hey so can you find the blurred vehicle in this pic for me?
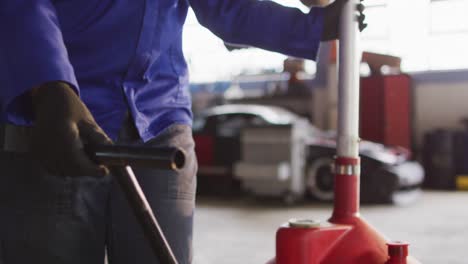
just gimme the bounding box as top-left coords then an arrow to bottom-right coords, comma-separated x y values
193,104 -> 424,203
193,104 -> 290,195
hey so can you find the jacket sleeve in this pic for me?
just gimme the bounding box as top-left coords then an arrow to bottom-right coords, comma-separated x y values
189,0 -> 324,61
0,0 -> 79,124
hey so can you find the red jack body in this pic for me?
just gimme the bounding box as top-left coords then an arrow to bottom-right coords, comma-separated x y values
273,158 -> 388,264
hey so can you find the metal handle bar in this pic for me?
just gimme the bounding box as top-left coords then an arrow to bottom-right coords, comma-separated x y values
85,144 -> 186,170
86,144 -> 182,264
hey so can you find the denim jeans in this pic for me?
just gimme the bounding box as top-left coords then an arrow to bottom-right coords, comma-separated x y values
0,122 -> 197,264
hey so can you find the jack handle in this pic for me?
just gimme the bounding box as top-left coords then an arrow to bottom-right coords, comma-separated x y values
85,144 -> 184,264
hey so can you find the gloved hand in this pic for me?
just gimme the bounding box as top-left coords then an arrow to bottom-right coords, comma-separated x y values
321,0 -> 367,41
31,82 -> 113,177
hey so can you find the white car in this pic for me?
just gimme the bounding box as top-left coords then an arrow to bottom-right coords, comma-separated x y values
194,104 -> 424,204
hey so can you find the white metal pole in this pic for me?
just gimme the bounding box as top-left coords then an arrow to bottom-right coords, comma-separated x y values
336,0 -> 361,158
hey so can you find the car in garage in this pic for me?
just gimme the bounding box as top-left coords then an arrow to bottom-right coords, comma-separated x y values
193,104 -> 291,194
193,104 -> 424,203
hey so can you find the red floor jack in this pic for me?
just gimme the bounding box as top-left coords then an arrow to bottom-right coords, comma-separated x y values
88,135 -> 416,264
266,1 -> 420,263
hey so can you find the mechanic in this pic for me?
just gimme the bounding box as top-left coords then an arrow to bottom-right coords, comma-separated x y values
0,0 -> 365,263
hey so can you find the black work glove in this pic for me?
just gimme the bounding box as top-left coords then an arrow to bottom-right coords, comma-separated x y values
321,0 -> 367,41
31,82 -> 113,177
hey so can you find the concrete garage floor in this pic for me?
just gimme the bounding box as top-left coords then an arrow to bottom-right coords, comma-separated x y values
193,191 -> 468,264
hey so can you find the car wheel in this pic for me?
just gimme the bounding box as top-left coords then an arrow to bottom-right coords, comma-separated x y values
306,158 -> 335,201
361,167 -> 398,203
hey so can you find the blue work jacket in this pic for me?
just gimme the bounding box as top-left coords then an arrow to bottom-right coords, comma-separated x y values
0,0 -> 324,141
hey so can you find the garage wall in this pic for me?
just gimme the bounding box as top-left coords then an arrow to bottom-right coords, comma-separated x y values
412,70 -> 468,151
